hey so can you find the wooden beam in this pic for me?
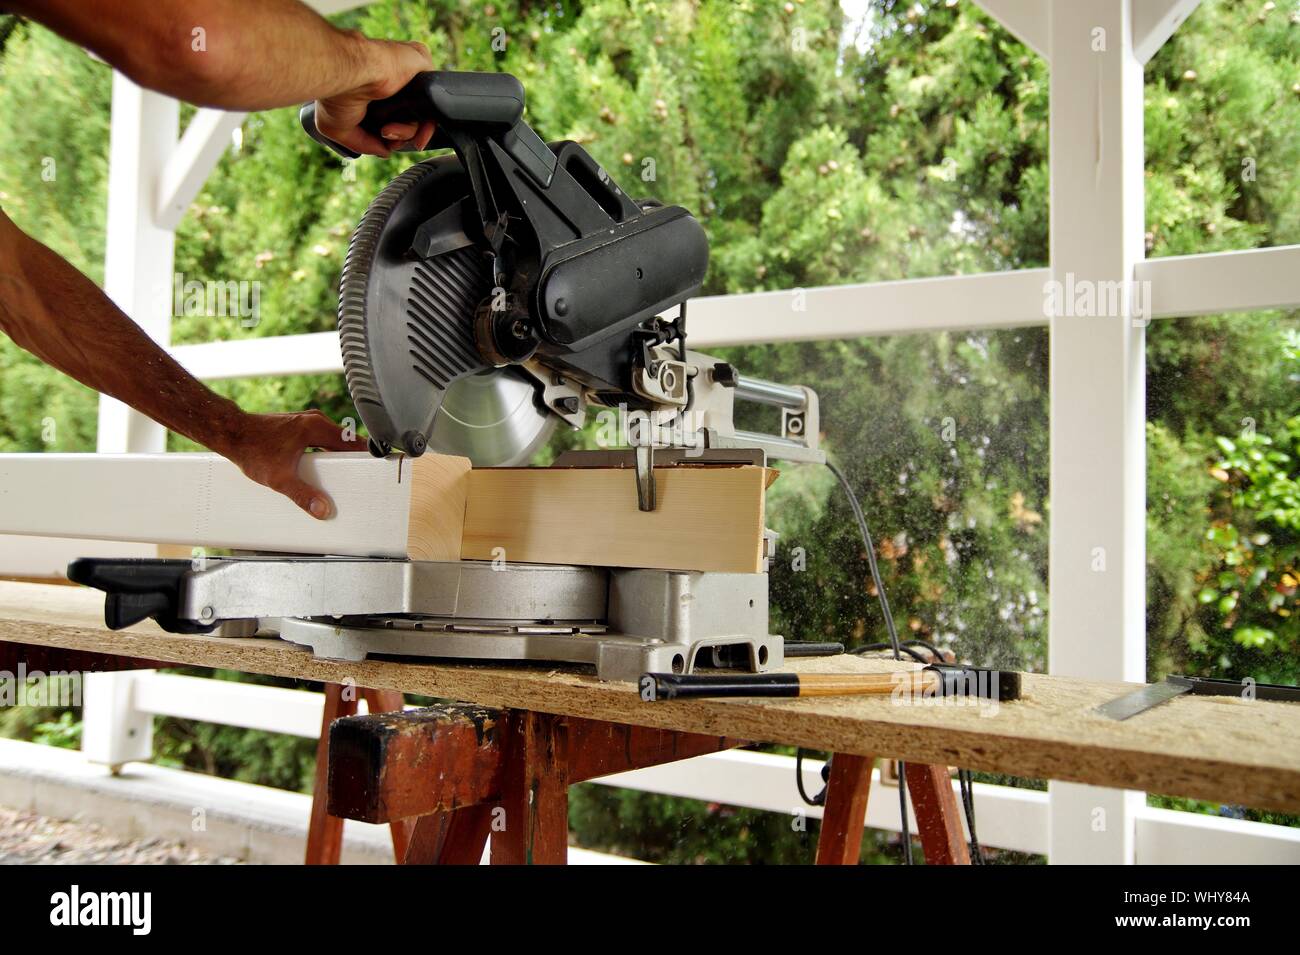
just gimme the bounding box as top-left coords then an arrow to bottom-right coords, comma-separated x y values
903,763 -> 971,865
973,0 -> 1051,61
566,721 -> 736,783
0,536 -> 157,582
328,704 -> 504,824
6,582 -> 1299,814
461,464 -> 770,573
156,109 -> 247,230
328,706 -> 734,825
0,452 -> 468,561
0,453 -> 766,572
403,805 -> 494,865
1132,0 -> 1201,65
816,754 -> 874,865
1139,245 -> 1300,318
1048,0 -> 1148,866
305,683 -> 356,865
492,710 -> 570,865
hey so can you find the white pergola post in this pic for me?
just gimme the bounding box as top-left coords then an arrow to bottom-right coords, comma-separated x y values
84,73 -> 181,768
96,73 -> 178,455
1046,0 -> 1148,863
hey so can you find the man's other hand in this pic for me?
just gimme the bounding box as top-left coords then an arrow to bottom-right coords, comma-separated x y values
313,36 -> 436,157
226,410 -> 370,519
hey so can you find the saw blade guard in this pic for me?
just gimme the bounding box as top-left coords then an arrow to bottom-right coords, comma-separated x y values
338,155 -> 552,463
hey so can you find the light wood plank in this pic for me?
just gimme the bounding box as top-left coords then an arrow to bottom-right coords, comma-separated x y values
461,465 -> 769,573
406,455 -> 471,561
3,581 -> 1298,814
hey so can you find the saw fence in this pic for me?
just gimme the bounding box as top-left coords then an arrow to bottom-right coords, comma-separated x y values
1,581 -> 1297,865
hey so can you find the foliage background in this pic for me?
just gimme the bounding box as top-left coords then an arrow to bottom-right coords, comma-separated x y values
0,0 -> 1296,861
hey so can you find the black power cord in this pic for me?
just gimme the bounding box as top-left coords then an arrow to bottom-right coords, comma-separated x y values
825,459 -> 914,865
825,459 -> 990,866
958,768 -> 985,864
796,748 -> 829,807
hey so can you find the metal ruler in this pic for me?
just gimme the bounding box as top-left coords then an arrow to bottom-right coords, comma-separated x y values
1096,675 -> 1300,721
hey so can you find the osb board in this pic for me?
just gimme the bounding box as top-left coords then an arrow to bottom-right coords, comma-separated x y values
1,581 -> 1298,812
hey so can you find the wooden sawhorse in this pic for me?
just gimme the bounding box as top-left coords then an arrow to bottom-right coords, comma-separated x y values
309,700 -> 971,865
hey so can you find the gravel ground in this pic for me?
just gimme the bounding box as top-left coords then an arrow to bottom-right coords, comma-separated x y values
0,806 -> 243,865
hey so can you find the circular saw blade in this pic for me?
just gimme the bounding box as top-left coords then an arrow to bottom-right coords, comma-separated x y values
337,156 -> 553,465
431,368 -> 555,466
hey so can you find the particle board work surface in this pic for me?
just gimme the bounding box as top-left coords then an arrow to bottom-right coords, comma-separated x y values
2,582 -> 1298,813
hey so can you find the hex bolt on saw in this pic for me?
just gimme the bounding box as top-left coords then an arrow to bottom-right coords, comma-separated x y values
70,71 -> 825,683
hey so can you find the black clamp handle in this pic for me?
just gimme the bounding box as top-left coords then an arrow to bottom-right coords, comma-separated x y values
66,558 -> 215,635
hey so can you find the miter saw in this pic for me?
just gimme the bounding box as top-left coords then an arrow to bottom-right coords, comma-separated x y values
69,71 -> 825,682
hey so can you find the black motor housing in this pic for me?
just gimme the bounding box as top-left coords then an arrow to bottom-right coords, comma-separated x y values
303,71 -> 710,454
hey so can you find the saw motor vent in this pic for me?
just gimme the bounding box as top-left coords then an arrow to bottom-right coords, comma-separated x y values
407,246 -> 492,390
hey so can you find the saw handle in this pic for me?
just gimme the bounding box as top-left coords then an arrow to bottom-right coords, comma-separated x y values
300,70 -> 526,160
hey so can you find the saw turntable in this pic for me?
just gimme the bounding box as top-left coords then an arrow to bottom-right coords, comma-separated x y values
71,71 -> 824,683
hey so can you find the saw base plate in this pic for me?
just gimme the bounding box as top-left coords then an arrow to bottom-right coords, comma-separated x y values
273,615 -> 783,684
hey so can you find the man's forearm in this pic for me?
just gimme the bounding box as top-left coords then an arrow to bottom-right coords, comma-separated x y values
0,212 -> 247,457
10,0 -> 383,111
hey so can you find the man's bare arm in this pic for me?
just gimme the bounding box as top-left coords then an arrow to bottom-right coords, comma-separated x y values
0,0 -> 438,519
9,0 -> 434,156
0,209 -> 368,518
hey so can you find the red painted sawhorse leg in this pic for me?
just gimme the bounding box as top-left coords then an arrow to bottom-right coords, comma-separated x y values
325,705 -> 734,864
320,702 -> 968,865
815,755 -> 970,864
304,684 -> 412,865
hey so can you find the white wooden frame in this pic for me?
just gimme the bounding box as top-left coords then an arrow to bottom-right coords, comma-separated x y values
8,0 -> 1300,863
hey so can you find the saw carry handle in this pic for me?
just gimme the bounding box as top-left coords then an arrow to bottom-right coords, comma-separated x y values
299,70 -> 557,185
301,70 -> 520,156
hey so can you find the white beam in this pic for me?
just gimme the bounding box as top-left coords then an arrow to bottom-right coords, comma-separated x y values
164,239 -> 1300,384
594,749 -> 1050,855
0,452 -> 412,557
688,268 -> 1051,347
99,74 -> 179,453
973,0 -> 1051,60
308,0 -> 375,13
156,109 -> 247,231
1132,0 -> 1201,65
82,672 -> 153,768
172,330 -> 345,379
167,270 -> 1053,382
131,672 -> 328,738
1136,807 -> 1300,864
1140,244 -> 1300,318
0,535 -> 155,580
1046,0 -> 1147,865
